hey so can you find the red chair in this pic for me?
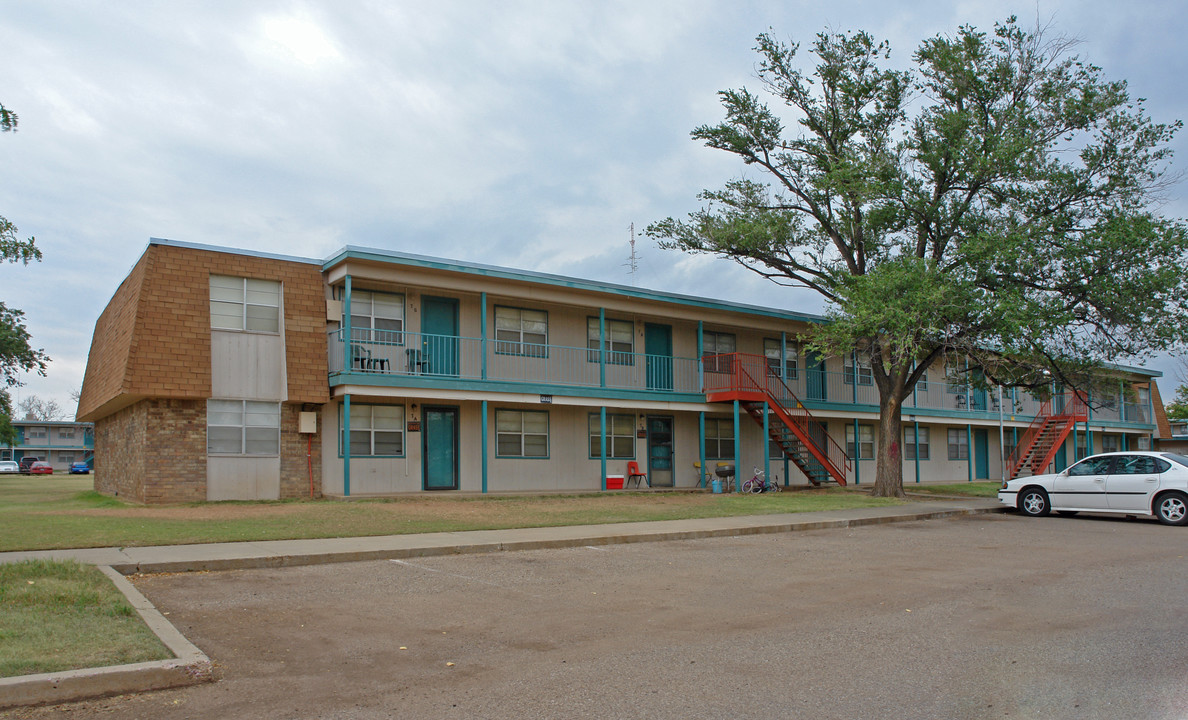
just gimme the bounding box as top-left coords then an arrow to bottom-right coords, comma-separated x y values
626,461 -> 648,488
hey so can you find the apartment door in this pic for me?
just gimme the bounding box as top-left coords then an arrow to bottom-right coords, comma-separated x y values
421,296 -> 459,376
646,416 -> 674,487
973,429 -> 990,479
805,350 -> 827,401
644,323 -> 673,391
422,407 -> 459,490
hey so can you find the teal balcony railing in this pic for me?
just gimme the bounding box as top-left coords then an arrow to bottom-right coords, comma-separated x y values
328,329 -> 702,393
328,332 -> 1154,426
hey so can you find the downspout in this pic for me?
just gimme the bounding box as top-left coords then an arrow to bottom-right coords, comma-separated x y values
733,399 -> 741,493
481,400 -> 488,493
600,406 -> 607,491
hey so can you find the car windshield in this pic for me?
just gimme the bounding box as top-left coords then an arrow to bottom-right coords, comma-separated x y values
1161,453 -> 1188,468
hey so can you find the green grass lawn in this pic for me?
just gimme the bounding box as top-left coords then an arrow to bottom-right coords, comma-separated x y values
0,475 -> 915,552
0,559 -> 170,677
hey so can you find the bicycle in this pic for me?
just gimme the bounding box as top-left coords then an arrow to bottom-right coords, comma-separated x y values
742,467 -> 781,494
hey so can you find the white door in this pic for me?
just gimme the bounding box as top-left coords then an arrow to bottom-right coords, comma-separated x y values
1106,455 -> 1164,512
1052,455 -> 1112,510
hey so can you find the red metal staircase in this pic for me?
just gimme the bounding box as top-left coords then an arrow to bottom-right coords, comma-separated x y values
703,353 -> 850,486
1006,392 -> 1088,479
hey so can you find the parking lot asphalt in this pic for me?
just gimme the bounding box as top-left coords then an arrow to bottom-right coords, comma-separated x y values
6,508 -> 1186,720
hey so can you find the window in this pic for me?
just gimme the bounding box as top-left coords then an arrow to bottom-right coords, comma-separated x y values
1137,436 -> 1152,450
26,427 -> 46,439
341,404 -> 404,457
207,400 -> 280,455
904,427 -> 930,460
846,424 -> 874,459
211,275 -> 280,332
704,418 -> 734,460
844,352 -> 873,386
764,338 -> 797,379
588,413 -> 635,459
59,453 -> 74,464
1101,435 -> 1119,453
585,318 -> 634,365
946,363 -> 966,394
1114,455 -> 1169,475
702,332 -> 736,373
495,306 -> 548,357
947,428 -> 968,460
348,290 -> 404,343
58,428 -> 75,440
496,410 -> 548,457
1076,434 -> 1088,461
1068,456 -> 1114,476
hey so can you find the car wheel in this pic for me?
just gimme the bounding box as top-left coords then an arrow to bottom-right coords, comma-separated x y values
1154,492 -> 1188,526
1018,487 -> 1051,517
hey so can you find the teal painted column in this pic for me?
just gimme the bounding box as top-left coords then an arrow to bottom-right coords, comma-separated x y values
599,406 -> 607,491
853,418 -> 860,485
343,394 -> 351,497
699,411 -> 707,488
914,422 -> 921,483
343,276 -> 353,497
343,275 -> 352,372
763,401 -> 770,485
733,399 -> 741,493
851,353 -> 858,404
1072,424 -> 1078,461
480,292 -> 488,381
599,309 -> 606,388
966,423 -> 973,482
481,400 -> 488,493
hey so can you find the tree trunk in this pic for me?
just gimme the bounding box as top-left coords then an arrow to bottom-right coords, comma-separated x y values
872,392 -> 906,498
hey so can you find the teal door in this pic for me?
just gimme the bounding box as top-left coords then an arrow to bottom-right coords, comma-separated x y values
421,296 -> 459,376
423,407 -> 458,490
645,323 -> 673,391
973,429 -> 989,479
805,350 -> 827,401
647,416 -> 674,487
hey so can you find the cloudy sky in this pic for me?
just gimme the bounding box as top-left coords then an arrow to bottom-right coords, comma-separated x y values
2,0 -> 1186,415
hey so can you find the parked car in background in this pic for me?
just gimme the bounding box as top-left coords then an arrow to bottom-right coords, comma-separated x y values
0,460 -> 19,474
18,457 -> 41,473
28,461 -> 54,475
999,451 -> 1188,526
69,462 -> 91,474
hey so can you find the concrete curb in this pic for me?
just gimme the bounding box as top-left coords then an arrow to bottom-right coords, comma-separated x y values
0,567 -> 214,710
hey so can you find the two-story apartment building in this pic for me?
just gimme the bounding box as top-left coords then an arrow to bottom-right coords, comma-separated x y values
77,239 -> 1165,503
2,419 -> 94,470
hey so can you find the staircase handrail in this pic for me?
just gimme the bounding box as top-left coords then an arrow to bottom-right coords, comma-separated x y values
1006,396 -> 1053,478
705,353 -> 851,481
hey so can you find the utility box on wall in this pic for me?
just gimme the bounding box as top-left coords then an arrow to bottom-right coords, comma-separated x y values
298,412 -> 317,434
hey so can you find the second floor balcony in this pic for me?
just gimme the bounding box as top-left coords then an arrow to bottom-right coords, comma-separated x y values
327,331 -> 1155,426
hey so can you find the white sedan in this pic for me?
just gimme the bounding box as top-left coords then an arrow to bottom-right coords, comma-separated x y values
998,451 -> 1188,526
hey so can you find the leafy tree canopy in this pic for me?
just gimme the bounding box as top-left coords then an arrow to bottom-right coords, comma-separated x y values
648,18 -> 1188,496
0,100 -> 47,445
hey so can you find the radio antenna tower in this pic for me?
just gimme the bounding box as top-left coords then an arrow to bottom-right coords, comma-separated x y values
626,222 -> 638,284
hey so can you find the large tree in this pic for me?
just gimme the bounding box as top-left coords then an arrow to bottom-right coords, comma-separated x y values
0,101 -> 48,447
649,18 -> 1188,497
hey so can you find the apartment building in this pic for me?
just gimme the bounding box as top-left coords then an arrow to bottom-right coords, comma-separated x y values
77,239 -> 1164,503
1,419 -> 94,470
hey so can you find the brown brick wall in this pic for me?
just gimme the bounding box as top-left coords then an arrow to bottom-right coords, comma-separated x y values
79,242 -> 330,424
143,399 -> 207,504
93,401 -> 148,501
280,404 -> 323,498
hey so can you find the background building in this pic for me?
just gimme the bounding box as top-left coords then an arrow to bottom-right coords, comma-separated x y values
2,419 -> 94,470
